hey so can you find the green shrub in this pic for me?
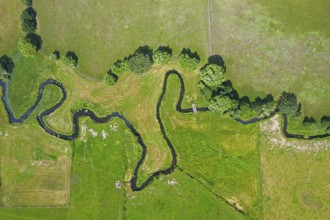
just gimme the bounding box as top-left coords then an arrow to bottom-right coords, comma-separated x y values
111,59 -> 131,75
105,72 -> 118,85
277,91 -> 300,116
199,64 -> 226,89
179,53 -> 200,70
209,95 -> 239,114
153,49 -> 171,64
62,51 -> 78,67
18,37 -> 37,57
320,116 -> 330,128
128,53 -> 152,74
20,7 -> 37,33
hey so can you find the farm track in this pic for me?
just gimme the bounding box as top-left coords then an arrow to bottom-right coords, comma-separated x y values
0,71 -> 329,192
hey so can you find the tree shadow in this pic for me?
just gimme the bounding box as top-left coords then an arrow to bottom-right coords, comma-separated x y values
207,54 -> 226,71
180,48 -> 200,61
0,55 -> 14,73
51,50 -> 60,59
65,51 -> 78,66
155,45 -> 172,55
134,45 -> 153,58
26,33 -> 42,50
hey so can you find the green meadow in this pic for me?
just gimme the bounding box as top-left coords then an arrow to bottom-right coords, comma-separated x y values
0,0 -> 329,219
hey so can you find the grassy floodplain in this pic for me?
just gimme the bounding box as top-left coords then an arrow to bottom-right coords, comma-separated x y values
0,0 -> 329,219
259,116 -> 330,219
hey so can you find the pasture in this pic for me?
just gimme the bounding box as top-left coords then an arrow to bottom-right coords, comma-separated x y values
211,0 -> 330,117
259,116 -> 330,219
33,0 -> 209,79
0,0 -> 329,219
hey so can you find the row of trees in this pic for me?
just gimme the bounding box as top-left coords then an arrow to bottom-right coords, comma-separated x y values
105,45 -> 173,85
20,5 -> 37,33
18,0 -> 42,58
105,46 -> 202,86
199,58 -> 301,117
199,56 -> 329,133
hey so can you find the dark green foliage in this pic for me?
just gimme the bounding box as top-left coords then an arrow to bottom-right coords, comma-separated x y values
207,54 -> 226,70
128,53 -> 152,74
50,50 -> 60,60
209,95 -> 239,114
201,86 -> 213,100
302,116 -> 316,125
63,51 -> 78,67
199,64 -> 226,89
153,46 -> 172,64
320,116 -> 330,127
326,127 -> 330,134
26,33 -> 42,50
179,48 -> 200,70
239,96 -> 251,109
0,55 -> 14,74
111,59 -> 131,75
0,55 -> 14,80
20,7 -> 37,33
21,0 -> 33,6
105,72 -> 118,85
277,91 -> 300,116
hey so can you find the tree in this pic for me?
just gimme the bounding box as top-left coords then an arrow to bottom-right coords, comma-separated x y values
18,37 -> 37,57
128,53 -> 152,74
320,116 -> 330,128
199,64 -> 226,89
209,95 -> 239,114
277,91 -> 300,116
111,59 -> 131,75
179,48 -> 200,70
0,55 -> 14,80
105,72 -> 118,85
153,46 -> 172,64
62,51 -> 78,67
20,7 -> 37,33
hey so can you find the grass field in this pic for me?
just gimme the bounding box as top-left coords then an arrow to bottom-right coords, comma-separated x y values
211,0 -> 330,117
33,0 -> 209,79
255,0 -> 330,37
0,0 -> 329,219
0,0 -> 23,54
259,116 -> 330,219
0,86 -> 71,207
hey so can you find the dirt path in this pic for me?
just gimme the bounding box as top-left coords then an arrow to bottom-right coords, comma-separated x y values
207,0 -> 214,56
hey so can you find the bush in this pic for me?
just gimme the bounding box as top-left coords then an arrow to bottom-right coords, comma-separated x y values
277,91 -> 300,116
153,46 -> 172,64
209,95 -> 239,114
21,0 -> 33,6
50,50 -> 60,60
179,48 -> 200,70
62,51 -> 78,67
199,64 -> 226,89
18,37 -> 37,57
20,7 -> 37,33
179,53 -> 200,70
111,59 -> 131,75
0,55 -> 14,80
320,116 -> 330,128
302,116 -> 316,125
105,72 -> 118,85
128,53 -> 152,74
